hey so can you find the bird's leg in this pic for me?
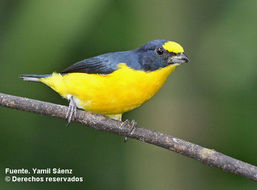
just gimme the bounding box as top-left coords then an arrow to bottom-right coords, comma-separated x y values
65,96 -> 77,126
123,119 -> 137,142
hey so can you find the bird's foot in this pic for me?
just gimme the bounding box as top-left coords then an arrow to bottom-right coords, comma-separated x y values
123,119 -> 137,142
65,95 -> 77,126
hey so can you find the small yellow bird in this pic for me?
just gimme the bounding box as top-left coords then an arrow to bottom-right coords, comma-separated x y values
21,40 -> 189,124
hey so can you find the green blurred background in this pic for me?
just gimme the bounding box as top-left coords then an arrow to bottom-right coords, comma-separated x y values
0,0 -> 256,189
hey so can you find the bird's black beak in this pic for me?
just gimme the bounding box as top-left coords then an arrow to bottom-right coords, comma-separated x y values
169,53 -> 189,64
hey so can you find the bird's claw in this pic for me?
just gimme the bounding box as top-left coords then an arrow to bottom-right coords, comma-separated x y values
123,119 -> 137,142
65,96 -> 77,127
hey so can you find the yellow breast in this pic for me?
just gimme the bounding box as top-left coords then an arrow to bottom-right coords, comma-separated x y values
40,63 -> 177,115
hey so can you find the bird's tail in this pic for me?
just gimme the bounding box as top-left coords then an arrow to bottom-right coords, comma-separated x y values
20,74 -> 51,82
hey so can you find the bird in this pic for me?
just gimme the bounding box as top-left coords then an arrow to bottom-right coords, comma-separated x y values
20,39 -> 189,125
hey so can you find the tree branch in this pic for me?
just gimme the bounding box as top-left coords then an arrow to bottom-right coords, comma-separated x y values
0,92 -> 256,182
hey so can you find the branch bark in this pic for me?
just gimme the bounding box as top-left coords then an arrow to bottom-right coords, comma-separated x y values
0,92 -> 256,182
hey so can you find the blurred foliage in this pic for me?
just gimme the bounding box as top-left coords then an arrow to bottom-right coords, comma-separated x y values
0,0 -> 256,189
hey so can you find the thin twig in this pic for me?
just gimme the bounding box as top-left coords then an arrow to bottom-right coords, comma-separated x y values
0,92 -> 256,182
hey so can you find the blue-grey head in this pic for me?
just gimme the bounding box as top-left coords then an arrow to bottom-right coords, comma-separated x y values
136,39 -> 189,71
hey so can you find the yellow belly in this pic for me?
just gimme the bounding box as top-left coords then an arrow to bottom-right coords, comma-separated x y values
40,63 -> 177,115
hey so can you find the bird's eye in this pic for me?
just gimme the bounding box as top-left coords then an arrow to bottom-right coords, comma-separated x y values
156,47 -> 164,55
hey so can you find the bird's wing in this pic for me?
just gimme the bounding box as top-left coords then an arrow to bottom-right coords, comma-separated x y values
61,56 -> 116,75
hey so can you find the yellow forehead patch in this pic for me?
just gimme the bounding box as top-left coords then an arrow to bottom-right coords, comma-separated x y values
162,41 -> 184,53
